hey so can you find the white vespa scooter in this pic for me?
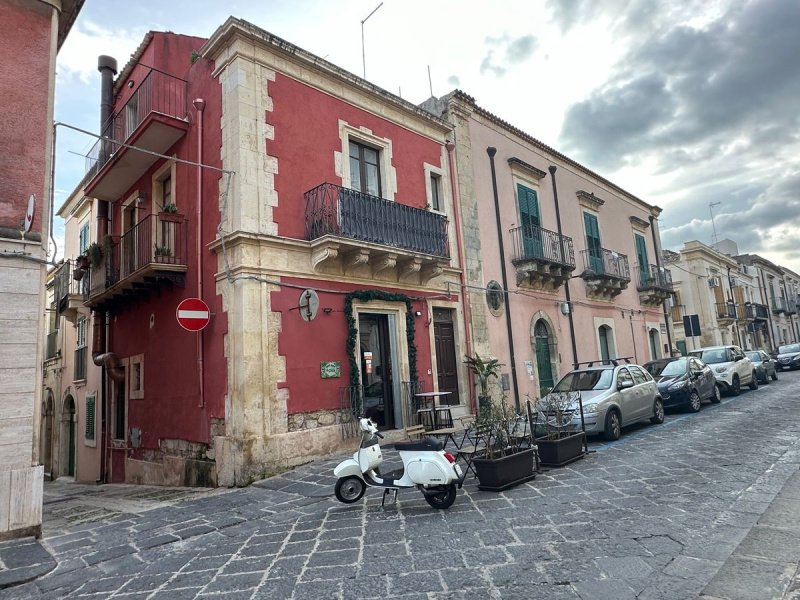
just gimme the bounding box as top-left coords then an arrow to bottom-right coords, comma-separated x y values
333,418 -> 463,509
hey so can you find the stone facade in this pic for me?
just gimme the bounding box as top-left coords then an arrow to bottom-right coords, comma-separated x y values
287,409 -> 351,432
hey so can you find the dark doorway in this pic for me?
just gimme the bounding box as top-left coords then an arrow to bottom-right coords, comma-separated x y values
534,320 -> 555,397
63,395 -> 75,477
111,372 -> 126,483
359,314 -> 395,430
433,309 -> 459,405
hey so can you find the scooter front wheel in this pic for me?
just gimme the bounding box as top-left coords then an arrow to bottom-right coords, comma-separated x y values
424,484 -> 457,509
335,476 -> 366,504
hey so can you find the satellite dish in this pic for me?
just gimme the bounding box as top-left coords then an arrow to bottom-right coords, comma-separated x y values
24,194 -> 35,233
298,289 -> 319,322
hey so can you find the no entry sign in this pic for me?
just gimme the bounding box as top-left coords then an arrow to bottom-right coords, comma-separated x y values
176,298 -> 210,331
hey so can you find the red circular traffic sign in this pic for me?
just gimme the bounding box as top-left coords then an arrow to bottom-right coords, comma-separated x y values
176,298 -> 210,331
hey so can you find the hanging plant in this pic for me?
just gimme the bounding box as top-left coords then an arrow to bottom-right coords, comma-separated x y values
344,290 -> 418,389
85,242 -> 103,268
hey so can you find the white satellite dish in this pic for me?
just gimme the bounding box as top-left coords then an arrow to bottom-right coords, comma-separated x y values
24,194 -> 35,233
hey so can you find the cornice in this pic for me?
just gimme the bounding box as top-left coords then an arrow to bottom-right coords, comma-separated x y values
507,157 -> 546,180
629,216 -> 650,229
576,190 -> 605,211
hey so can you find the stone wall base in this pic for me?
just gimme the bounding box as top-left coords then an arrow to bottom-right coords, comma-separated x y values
125,456 -> 217,487
0,466 -> 43,538
215,425 -> 355,487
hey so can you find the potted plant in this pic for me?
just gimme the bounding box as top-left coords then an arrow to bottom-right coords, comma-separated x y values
159,203 -> 183,222
72,267 -> 85,281
154,244 -> 172,262
85,242 -> 103,268
471,396 -> 536,491
75,255 -> 90,269
464,353 -> 502,411
530,393 -> 586,468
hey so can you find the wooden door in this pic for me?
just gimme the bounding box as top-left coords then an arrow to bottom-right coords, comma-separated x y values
534,321 -> 554,396
635,234 -> 649,286
584,212 -> 603,273
518,184 -> 542,258
434,314 -> 459,406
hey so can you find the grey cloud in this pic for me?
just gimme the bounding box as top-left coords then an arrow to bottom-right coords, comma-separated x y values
480,51 -> 506,77
480,34 -> 537,77
506,35 -> 537,64
447,75 -> 460,87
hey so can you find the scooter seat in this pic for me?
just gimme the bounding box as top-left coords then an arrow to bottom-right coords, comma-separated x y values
394,437 -> 444,452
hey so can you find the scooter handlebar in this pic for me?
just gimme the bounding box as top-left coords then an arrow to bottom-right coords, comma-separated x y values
375,432 -> 384,439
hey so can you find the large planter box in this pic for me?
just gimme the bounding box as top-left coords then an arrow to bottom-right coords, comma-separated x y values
536,431 -> 586,467
473,448 -> 536,491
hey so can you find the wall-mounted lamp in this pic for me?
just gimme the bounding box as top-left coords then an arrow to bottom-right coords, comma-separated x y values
414,310 -> 422,317
559,301 -> 572,315
127,80 -> 135,88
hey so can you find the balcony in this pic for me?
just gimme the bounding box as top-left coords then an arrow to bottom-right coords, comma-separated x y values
85,214 -> 188,310
772,297 -> 787,314
304,183 -> 450,284
54,259 -> 89,323
636,264 -> 673,306
579,248 -> 631,299
74,347 -> 87,381
85,68 -> 189,202
750,302 -> 770,321
509,225 -> 575,290
715,302 -> 737,325
787,299 -> 798,316
45,331 -> 59,360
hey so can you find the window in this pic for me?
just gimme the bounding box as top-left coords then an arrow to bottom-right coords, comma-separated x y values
114,376 -> 126,441
518,184 -> 542,258
129,354 -> 144,400
629,366 -> 647,385
634,233 -> 649,286
584,212 -> 602,273
617,367 -> 633,387
79,222 -> 90,255
429,173 -> 441,211
85,394 -> 96,442
162,176 -> 172,207
75,317 -> 87,381
349,140 -> 381,196
598,325 -> 612,362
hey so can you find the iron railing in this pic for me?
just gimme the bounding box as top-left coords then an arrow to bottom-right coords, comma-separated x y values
787,299 -> 798,315
45,331 -> 58,360
580,248 -> 630,280
635,264 -> 672,291
772,297 -> 787,314
715,302 -> 737,320
74,347 -> 87,381
739,304 -> 756,321
54,259 -> 89,308
86,68 -> 188,177
89,214 -> 187,297
509,224 -> 575,267
339,385 -> 364,440
304,183 -> 449,258
751,302 -> 770,320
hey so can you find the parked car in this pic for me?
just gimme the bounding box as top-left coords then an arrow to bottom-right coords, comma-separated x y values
643,356 -> 720,412
776,343 -> 800,371
687,345 -> 756,396
544,363 -> 664,441
745,350 -> 778,383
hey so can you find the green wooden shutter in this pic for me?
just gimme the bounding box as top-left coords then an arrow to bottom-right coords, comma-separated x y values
584,212 -> 603,273
518,184 -> 542,258
635,234 -> 649,286
85,394 -> 95,440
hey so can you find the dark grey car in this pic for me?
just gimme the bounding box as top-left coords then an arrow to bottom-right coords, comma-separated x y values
745,350 -> 778,384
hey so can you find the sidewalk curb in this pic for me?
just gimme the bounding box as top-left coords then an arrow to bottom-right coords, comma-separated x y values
0,537 -> 56,590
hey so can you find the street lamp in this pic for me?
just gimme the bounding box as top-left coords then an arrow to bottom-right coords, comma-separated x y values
361,2 -> 384,79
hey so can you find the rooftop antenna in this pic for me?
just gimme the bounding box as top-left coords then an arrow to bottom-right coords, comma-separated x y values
361,2 -> 384,79
709,201 -> 721,246
427,65 -> 433,97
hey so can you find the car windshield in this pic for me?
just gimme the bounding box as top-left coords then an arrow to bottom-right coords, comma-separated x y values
553,369 -> 614,391
690,348 -> 728,364
778,343 -> 800,354
745,351 -> 762,362
647,358 -> 687,377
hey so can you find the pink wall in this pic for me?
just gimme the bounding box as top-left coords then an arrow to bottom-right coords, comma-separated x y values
0,1 -> 51,232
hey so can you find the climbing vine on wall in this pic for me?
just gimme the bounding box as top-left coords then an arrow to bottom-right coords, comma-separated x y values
344,290 -> 418,389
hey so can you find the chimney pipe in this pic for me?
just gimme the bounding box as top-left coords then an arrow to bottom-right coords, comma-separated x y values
98,55 -> 117,135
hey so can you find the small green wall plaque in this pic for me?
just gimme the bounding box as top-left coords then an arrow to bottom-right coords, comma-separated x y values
320,361 -> 341,378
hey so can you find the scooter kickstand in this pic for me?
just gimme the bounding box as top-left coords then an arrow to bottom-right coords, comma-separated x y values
382,488 -> 399,508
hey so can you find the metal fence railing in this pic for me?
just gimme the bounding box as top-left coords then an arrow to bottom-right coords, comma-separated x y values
509,224 -> 575,268
635,264 -> 673,291
580,247 -> 630,280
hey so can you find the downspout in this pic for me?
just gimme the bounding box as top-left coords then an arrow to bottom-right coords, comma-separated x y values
629,311 -> 638,362
727,266 -> 743,349
193,98 -> 206,408
648,215 -> 673,355
445,141 -> 475,411
487,147 -> 520,411
759,268 -> 776,351
549,166 -> 579,369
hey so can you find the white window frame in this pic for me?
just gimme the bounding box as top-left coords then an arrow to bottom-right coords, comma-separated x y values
152,159 -> 177,213
424,163 -> 446,214
337,121 -> 396,200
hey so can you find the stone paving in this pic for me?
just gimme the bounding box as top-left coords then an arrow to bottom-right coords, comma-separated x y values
1,371 -> 800,599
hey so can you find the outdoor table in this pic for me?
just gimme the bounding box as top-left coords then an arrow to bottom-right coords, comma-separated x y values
414,391 -> 453,429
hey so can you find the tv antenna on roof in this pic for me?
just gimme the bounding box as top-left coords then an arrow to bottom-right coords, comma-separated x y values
709,201 -> 721,246
361,2 -> 384,79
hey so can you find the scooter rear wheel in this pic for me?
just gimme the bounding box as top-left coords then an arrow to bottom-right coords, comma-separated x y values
335,476 -> 366,504
424,484 -> 457,509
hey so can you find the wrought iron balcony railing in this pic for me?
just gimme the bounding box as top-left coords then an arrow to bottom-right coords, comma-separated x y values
787,299 -> 798,315
580,248 -> 630,280
751,302 -> 770,320
74,346 -> 87,381
509,224 -> 575,268
89,214 -> 188,298
772,297 -> 788,314
54,259 -> 89,306
715,302 -> 737,320
304,183 -> 449,258
86,68 -> 187,178
636,264 -> 673,291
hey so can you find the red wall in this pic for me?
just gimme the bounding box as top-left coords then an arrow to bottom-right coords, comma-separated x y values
101,33 -> 226,455
273,277 -> 444,414
268,73 -> 446,238
0,1 -> 51,232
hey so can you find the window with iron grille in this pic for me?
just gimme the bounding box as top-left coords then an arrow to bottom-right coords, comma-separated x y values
85,394 -> 96,441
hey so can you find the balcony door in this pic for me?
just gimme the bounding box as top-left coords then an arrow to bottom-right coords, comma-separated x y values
349,140 -> 381,197
121,201 -> 138,277
518,184 -> 543,258
635,233 -> 649,286
359,314 -> 396,430
433,309 -> 459,406
584,212 -> 603,273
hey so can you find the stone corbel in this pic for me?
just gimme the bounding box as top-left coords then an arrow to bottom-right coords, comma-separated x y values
398,257 -> 423,281
345,248 -> 370,268
311,243 -> 339,271
420,262 -> 444,285
372,253 -> 398,276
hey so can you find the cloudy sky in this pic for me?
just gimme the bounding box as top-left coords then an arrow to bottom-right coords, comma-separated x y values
54,0 -> 800,272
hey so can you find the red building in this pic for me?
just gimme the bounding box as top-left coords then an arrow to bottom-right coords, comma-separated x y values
75,20 -> 469,486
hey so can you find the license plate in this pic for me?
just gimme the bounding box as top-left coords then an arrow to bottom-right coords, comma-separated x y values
454,464 -> 463,477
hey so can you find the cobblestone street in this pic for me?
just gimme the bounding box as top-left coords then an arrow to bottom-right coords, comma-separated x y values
2,371 -> 800,599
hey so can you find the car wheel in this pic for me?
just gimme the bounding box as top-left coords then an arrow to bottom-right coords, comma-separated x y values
761,372 -> 770,384
771,371 -> 778,381
710,384 -> 722,404
651,398 -> 665,424
688,390 -> 701,412
603,409 -> 621,441
749,372 -> 759,390
335,476 -> 366,504
730,375 -> 741,396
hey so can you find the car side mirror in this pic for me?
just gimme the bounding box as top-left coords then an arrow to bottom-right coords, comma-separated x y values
618,380 -> 634,390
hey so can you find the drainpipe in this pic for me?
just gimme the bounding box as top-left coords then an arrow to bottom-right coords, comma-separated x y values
193,98 -> 206,409
648,215 -> 673,356
445,141 -> 475,411
487,147 -> 520,411
759,268 -> 776,351
628,311 -> 638,362
549,166 -> 579,369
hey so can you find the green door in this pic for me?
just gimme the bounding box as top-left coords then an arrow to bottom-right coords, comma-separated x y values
518,184 -> 543,258
534,321 -> 554,396
676,340 -> 687,356
635,233 -> 650,286
584,212 -> 603,273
